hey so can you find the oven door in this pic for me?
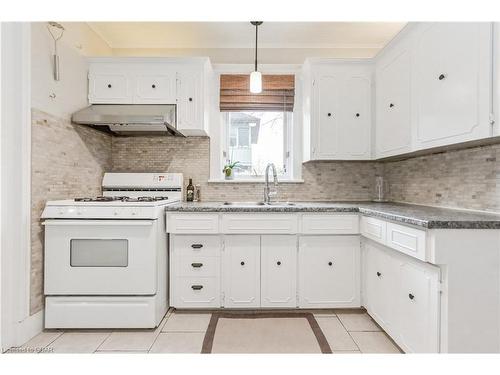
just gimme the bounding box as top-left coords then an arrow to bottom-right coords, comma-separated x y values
44,220 -> 158,295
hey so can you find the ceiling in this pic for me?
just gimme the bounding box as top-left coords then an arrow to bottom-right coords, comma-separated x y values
87,22 -> 406,50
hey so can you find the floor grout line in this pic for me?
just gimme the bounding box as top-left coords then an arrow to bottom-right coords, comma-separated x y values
336,315 -> 363,353
93,332 -> 114,353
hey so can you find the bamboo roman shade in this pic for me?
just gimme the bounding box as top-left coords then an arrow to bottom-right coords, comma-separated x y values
220,74 -> 295,112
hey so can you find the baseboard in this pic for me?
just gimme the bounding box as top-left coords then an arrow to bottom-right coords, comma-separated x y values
12,309 -> 44,348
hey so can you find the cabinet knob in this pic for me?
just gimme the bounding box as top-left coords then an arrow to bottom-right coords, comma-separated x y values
189,97 -> 193,102
277,261 -> 282,266
107,84 -> 112,88
191,285 -> 203,290
327,113 -> 332,117
389,103 -> 395,108
376,271 -> 382,277
408,293 -> 415,300
328,261 -> 333,266
240,261 -> 245,266
152,84 -> 156,88
438,74 -> 446,81
191,244 -> 203,249
356,113 -> 360,117
191,263 -> 203,268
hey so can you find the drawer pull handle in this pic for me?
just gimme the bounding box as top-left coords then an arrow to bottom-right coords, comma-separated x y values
191,244 -> 203,249
191,263 -> 203,268
277,261 -> 281,266
376,271 -> 382,277
408,293 -> 415,300
191,285 -> 203,290
328,261 -> 333,266
389,103 -> 395,108
327,112 -> 332,117
240,261 -> 245,266
355,113 -> 360,117
438,74 -> 446,81
152,84 -> 156,88
107,84 -> 112,88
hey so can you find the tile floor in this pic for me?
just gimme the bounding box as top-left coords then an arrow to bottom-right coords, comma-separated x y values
10,309 -> 402,354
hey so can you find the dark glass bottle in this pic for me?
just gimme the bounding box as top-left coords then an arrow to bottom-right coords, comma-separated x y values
186,178 -> 195,202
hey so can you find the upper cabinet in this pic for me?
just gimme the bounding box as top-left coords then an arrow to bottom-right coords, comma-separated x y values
87,58 -> 212,136
302,60 -> 373,161
412,23 -> 493,150
375,43 -> 412,158
375,22 -> 494,158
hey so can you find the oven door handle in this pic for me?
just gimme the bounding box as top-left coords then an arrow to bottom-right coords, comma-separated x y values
42,220 -> 154,226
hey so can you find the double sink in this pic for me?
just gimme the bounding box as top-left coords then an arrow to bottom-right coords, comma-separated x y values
222,201 -> 296,207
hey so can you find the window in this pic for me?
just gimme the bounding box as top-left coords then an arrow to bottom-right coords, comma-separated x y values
224,111 -> 292,178
219,74 -> 295,180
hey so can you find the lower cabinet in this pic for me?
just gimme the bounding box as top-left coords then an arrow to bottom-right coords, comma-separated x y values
261,235 -> 297,308
222,235 -> 261,308
363,239 -> 440,353
298,236 -> 361,308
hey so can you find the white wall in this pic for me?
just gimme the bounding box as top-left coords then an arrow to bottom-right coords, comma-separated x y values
31,22 -> 111,119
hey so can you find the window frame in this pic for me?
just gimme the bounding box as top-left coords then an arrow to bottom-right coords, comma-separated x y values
222,110 -> 292,180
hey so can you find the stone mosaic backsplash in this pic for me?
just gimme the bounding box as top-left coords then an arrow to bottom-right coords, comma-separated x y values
30,109 -> 112,314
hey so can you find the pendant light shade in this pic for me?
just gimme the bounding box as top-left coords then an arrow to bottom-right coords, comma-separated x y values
250,21 -> 263,94
249,71 -> 262,94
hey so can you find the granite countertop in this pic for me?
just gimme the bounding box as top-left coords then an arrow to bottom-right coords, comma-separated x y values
164,201 -> 500,229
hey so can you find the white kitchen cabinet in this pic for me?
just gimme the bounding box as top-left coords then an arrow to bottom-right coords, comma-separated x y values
298,235 -> 360,308
169,234 -> 222,308
364,242 -> 397,335
302,60 -> 372,161
261,235 -> 297,308
363,238 -> 440,353
412,23 -> 493,149
396,259 -> 440,353
375,46 -> 412,158
135,72 -> 176,104
222,235 -> 261,308
87,58 -> 212,136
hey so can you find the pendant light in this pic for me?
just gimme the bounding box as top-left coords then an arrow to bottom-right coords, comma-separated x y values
250,21 -> 263,94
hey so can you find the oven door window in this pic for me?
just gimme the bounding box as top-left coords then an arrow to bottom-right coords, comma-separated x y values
70,239 -> 128,267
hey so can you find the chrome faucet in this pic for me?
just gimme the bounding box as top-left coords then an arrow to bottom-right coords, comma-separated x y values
264,163 -> 278,204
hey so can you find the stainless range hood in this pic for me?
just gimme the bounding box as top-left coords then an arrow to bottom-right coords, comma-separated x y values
71,104 -> 182,136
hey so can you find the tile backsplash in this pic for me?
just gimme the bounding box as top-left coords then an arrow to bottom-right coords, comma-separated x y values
384,144 -> 500,213
30,109 -> 112,314
111,136 -> 383,202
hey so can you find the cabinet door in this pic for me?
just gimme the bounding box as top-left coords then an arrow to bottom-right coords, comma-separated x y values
314,75 -> 339,158
414,23 -> 492,149
261,235 -> 297,308
298,236 -> 360,308
364,241 -> 397,334
176,69 -> 202,132
338,76 -> 371,159
222,235 -> 260,308
135,73 -> 176,103
89,73 -> 133,104
376,49 -> 412,157
396,260 -> 440,353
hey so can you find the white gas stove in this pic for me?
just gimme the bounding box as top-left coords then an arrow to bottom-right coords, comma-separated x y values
41,173 -> 182,329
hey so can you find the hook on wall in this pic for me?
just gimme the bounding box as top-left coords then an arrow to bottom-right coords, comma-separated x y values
47,22 -> 65,81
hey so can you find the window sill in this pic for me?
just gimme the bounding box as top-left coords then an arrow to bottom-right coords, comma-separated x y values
208,179 -> 305,184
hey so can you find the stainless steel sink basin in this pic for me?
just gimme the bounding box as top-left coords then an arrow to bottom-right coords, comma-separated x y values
222,201 -> 296,206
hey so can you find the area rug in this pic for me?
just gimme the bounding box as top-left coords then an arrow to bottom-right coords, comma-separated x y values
201,312 -> 332,354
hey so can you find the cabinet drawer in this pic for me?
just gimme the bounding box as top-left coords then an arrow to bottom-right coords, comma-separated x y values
166,213 -> 219,234
177,256 -> 219,277
173,277 -> 220,308
360,216 -> 387,244
301,214 -> 359,234
171,235 -> 221,257
221,214 -> 298,234
386,222 -> 426,261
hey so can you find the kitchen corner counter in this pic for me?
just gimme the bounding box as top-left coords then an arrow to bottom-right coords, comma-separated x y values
165,201 -> 500,229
